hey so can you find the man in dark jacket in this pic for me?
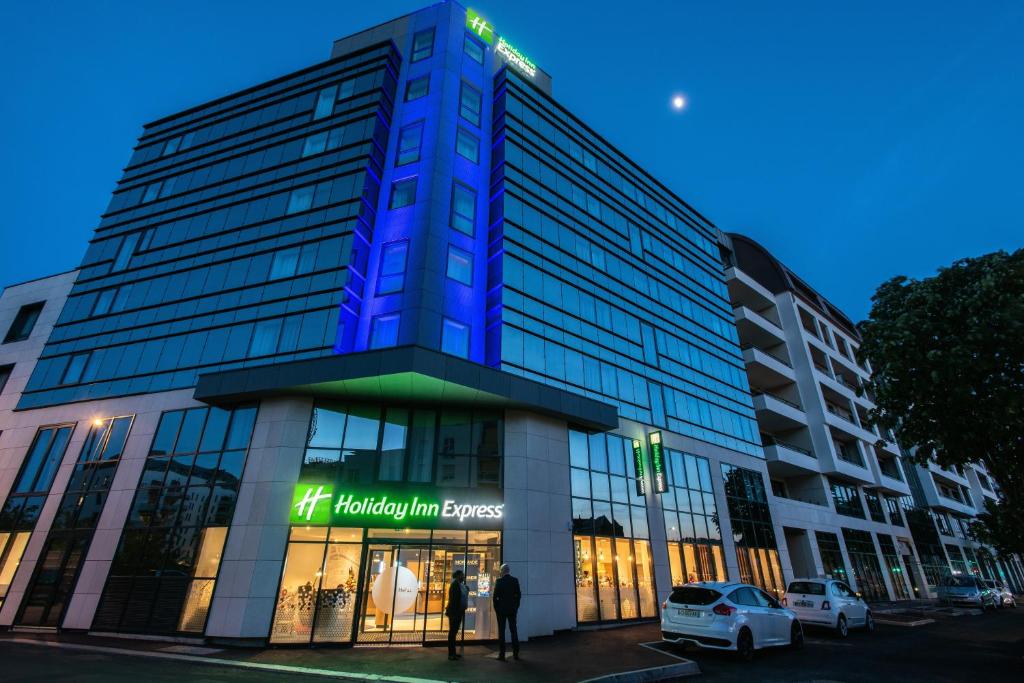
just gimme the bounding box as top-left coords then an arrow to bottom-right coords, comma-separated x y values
445,570 -> 467,660
492,563 -> 521,661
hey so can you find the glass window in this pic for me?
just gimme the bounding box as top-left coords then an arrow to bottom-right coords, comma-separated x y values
455,127 -> 479,163
13,425 -> 74,495
370,314 -> 400,349
721,463 -> 784,597
4,302 -> 44,343
441,319 -> 469,358
0,364 -> 12,394
396,122 -> 424,166
445,245 -> 472,285
286,186 -> 315,214
62,352 -> 91,385
302,131 -> 328,157
314,85 -> 338,119
450,182 -> 476,235
411,27 -> 435,62
459,82 -> 482,126
339,79 -> 355,99
142,182 -> 162,203
405,75 -> 429,101
377,241 -> 409,295
464,33 -> 485,63
389,177 -> 417,209
112,232 -> 140,271
378,409 -> 408,482
249,319 -> 283,357
162,136 -> 181,155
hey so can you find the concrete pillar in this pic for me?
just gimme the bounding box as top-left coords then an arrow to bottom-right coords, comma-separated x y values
205,397 -> 312,642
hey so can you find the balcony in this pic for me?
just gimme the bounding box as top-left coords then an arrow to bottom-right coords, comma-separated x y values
734,305 -> 786,348
742,345 -> 796,388
751,390 -> 807,431
763,439 -> 820,476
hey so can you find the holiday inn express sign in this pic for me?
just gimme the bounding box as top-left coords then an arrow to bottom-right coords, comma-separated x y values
466,8 -> 538,78
291,484 -> 504,529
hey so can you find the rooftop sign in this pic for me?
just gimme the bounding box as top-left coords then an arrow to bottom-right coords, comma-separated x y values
466,8 -> 537,79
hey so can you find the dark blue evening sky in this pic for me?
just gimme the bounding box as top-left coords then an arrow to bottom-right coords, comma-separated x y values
1,0 -> 1020,321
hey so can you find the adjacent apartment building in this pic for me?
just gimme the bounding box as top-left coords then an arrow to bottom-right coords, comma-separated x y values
0,0 -> 1019,650
720,233 -> 1024,600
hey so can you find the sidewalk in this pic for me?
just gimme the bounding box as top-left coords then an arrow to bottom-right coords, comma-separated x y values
1,622 -> 696,683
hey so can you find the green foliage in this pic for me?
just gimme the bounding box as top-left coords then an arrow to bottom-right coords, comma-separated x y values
857,249 -> 1024,554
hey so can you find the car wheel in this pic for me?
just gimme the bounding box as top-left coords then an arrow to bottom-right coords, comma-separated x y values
865,611 -> 875,633
837,614 -> 849,638
790,621 -> 804,650
736,628 -> 754,662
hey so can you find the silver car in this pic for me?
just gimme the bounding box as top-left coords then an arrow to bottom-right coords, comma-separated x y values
982,580 -> 1017,608
936,575 -> 998,609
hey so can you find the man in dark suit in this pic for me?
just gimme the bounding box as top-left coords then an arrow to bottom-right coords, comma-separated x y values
492,563 -> 521,661
445,569 -> 467,661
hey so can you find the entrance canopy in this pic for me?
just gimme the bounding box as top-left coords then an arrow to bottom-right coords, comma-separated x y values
194,345 -> 618,431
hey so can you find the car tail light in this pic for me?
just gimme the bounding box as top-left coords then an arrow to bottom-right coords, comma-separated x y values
781,597 -> 788,606
662,601 -> 667,610
821,600 -> 831,610
713,603 -> 736,617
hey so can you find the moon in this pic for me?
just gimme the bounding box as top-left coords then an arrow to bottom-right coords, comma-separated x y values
672,95 -> 686,111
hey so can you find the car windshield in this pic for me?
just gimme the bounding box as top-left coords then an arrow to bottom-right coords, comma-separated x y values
787,581 -> 826,595
669,586 -> 722,606
942,575 -> 978,588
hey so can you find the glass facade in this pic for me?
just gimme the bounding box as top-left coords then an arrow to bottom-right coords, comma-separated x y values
492,69 -> 761,457
829,479 -> 864,518
721,464 -> 785,596
569,430 -> 656,623
18,44 -> 401,410
876,534 -> 911,600
16,417 -> 134,627
0,424 -> 76,608
841,528 -> 888,601
270,402 -> 505,644
815,531 -> 849,583
662,449 -> 726,585
92,405 -> 257,634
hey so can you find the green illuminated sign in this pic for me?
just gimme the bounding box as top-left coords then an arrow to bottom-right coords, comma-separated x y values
649,431 -> 667,494
631,439 -> 647,497
465,8 -> 537,78
466,8 -> 495,45
290,484 -> 504,529
495,36 -> 536,78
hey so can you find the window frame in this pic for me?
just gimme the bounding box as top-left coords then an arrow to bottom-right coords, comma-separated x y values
395,121 -> 425,166
404,75 -> 430,102
4,301 -> 45,344
463,33 -> 485,64
389,177 -> 418,209
410,27 -> 435,62
445,244 -> 473,286
376,240 -> 410,295
449,181 -> 477,236
459,81 -> 483,126
455,126 -> 480,163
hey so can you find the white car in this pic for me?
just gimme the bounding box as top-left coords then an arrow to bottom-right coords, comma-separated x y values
661,581 -> 803,661
783,579 -> 874,637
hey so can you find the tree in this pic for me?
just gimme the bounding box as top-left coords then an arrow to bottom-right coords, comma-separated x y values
856,249 -> 1024,555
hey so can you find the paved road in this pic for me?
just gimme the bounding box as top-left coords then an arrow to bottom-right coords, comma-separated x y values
1,607 -> 1022,682
666,605 -> 1024,682
0,644 -> 302,683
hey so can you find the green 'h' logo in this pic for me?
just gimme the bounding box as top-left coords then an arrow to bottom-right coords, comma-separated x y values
466,9 -> 495,45
292,484 -> 333,524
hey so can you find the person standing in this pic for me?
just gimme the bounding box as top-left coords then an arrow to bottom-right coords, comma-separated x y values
492,563 -> 521,661
445,569 -> 468,661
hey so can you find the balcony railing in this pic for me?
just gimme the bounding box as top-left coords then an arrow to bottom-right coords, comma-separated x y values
763,436 -> 816,458
741,344 -> 793,368
751,389 -> 803,410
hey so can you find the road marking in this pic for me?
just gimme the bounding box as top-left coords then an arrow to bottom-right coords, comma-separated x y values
4,638 -> 449,682
638,641 -> 697,662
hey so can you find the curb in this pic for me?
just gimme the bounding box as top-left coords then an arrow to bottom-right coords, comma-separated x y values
4,638 -> 451,683
578,661 -> 701,682
873,618 -> 935,628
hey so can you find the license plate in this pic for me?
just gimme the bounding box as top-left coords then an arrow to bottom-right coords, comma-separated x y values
795,600 -> 814,608
677,609 -> 701,618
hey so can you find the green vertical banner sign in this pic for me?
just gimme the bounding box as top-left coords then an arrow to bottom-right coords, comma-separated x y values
466,8 -> 495,44
631,439 -> 647,497
648,431 -> 667,493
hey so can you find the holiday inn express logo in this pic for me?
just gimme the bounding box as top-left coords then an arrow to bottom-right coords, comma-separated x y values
465,8 -> 536,78
290,484 -> 504,529
466,8 -> 495,45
